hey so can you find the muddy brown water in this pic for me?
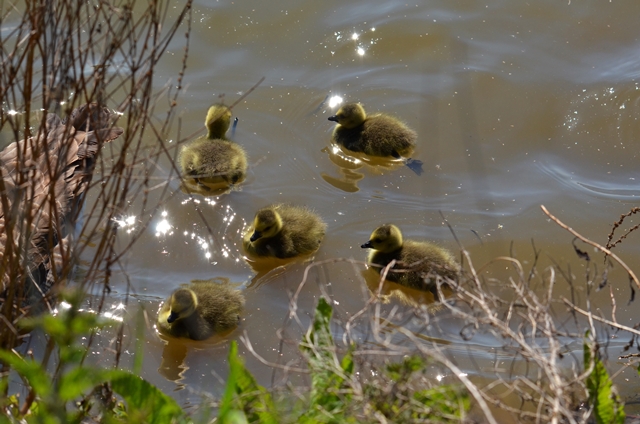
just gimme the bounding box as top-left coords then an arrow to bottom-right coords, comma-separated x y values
5,0 -> 640,415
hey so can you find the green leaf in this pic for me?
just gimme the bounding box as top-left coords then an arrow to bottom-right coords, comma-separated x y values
58,345 -> 86,366
108,370 -> 189,424
219,341 -> 278,424
413,385 -> 470,419
341,349 -> 354,375
0,350 -> 51,397
20,308 -> 116,357
69,311 -> 112,334
584,342 -> 625,424
219,342 -> 239,419
219,409 -> 249,424
302,297 -> 334,355
298,298 -> 356,423
58,366 -> 108,401
365,356 -> 469,421
385,355 -> 424,381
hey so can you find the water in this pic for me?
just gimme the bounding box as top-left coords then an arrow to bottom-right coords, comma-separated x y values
13,0 -> 640,412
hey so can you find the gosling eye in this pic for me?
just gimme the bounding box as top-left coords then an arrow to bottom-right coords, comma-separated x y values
263,225 -> 272,232
372,238 -> 381,243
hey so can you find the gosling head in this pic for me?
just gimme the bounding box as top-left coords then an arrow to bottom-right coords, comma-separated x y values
249,209 -> 283,242
361,224 -> 404,252
328,103 -> 367,129
205,104 -> 233,139
166,288 -> 198,323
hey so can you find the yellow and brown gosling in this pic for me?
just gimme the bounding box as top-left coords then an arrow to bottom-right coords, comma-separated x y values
179,104 -> 247,190
157,279 -> 245,340
361,224 -> 459,294
243,204 -> 326,259
328,103 -> 417,159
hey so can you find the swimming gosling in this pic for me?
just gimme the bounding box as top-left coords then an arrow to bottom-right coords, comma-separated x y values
361,224 -> 459,293
328,103 -> 417,158
243,204 -> 326,259
179,104 -> 247,188
157,279 -> 245,340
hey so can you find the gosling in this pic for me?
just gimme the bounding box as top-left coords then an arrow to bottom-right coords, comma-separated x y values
243,204 -> 326,259
179,104 -> 247,189
361,224 -> 459,294
157,279 -> 245,340
328,103 -> 417,159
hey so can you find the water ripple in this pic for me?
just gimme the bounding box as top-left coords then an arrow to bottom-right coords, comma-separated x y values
537,159 -> 640,200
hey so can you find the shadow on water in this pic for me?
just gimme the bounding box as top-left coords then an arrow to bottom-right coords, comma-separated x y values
244,254 -> 319,288
361,267 -> 454,309
320,142 -> 418,192
156,316 -> 242,386
180,180 -> 234,197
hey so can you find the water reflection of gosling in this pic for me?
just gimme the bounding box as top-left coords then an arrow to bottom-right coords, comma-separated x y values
179,104 -> 247,189
361,224 -> 459,294
328,103 -> 416,159
157,280 -> 245,340
243,204 -> 326,259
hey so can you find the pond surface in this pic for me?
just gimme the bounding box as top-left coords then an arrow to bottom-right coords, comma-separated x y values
18,0 -> 640,414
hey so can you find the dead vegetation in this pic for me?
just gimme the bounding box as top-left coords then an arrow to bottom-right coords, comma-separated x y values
252,205 -> 639,423
0,0 -> 193,350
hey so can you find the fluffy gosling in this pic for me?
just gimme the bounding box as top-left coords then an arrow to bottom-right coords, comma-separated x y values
243,204 -> 326,259
179,104 -> 247,189
362,224 -> 459,294
157,279 -> 245,340
328,103 -> 417,159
